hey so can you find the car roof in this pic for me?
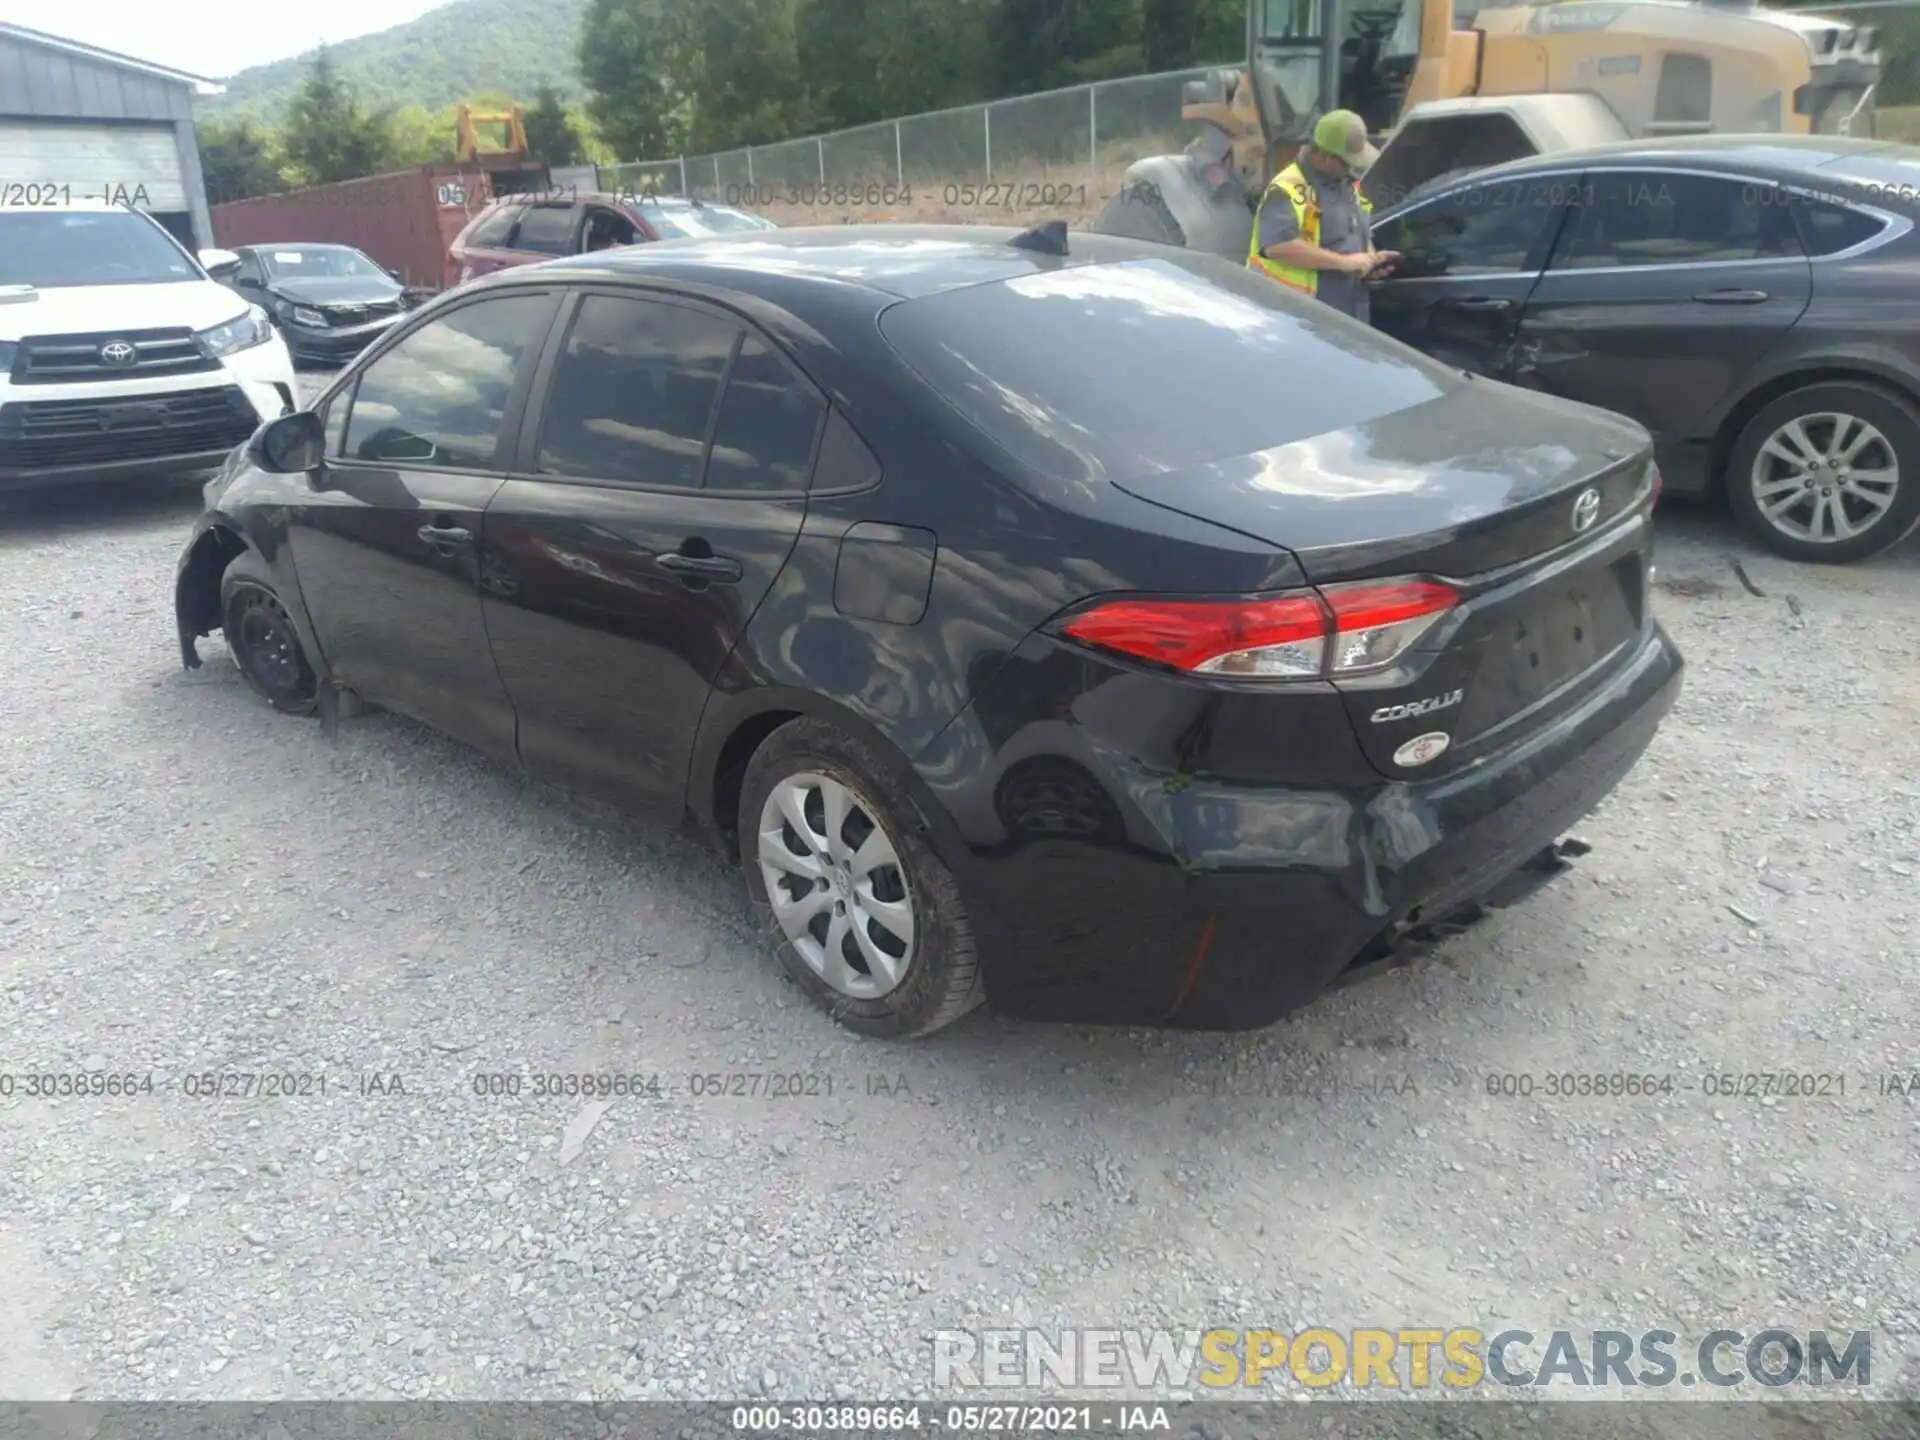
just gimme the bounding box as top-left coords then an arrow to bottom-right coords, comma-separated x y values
484,191 -> 703,207
1427,134 -> 1916,186
0,199 -> 142,214
484,224 -> 1170,301
476,191 -> 764,221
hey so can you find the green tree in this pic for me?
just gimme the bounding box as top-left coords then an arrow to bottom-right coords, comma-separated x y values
524,83 -> 586,163
278,49 -> 398,184
1876,6 -> 1920,107
1143,0 -> 1241,69
793,0 -> 995,131
575,107 -> 618,163
990,0 -> 1143,95
797,0 -> 884,129
893,0 -> 998,115
578,0 -> 681,159
671,0 -> 810,151
389,103 -> 456,165
195,116 -> 283,203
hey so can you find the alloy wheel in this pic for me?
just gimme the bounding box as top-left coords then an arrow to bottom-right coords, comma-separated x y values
1748,410 -> 1901,545
757,771 -> 916,1000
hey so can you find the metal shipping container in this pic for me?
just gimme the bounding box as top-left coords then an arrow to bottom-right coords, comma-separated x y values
209,166 -> 508,292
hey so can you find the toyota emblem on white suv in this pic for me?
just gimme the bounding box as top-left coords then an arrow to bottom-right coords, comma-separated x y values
98,340 -> 137,367
1571,487 -> 1601,533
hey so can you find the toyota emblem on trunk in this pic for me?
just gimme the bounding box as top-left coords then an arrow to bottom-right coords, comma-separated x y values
99,340 -> 137,367
1571,487 -> 1601,533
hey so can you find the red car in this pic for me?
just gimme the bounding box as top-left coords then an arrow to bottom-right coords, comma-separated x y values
449,191 -> 775,283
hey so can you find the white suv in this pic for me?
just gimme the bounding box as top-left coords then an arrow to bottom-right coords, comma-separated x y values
0,202 -> 297,494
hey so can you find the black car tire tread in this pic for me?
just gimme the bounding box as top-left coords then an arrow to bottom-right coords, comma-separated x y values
738,717 -> 984,1039
1726,380 -> 1920,564
220,557 -> 319,716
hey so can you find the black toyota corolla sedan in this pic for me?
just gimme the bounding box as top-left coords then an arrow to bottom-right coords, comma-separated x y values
173,225 -> 1683,1038
1365,136 -> 1920,565
215,243 -> 416,365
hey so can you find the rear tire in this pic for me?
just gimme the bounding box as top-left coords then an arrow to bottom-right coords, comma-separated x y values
739,717 -> 983,1039
1726,381 -> 1920,563
220,558 -> 318,715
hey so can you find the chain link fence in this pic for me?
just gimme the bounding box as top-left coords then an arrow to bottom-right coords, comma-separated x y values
596,13 -> 1920,215
600,64 -> 1229,225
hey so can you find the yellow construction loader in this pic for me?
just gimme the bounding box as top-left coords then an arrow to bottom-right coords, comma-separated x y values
1090,0 -> 1884,252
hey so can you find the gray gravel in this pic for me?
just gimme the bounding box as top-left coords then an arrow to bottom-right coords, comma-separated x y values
1,380 -> 1917,1404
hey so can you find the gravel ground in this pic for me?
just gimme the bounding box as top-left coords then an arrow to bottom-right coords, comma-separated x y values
2,373 -> 1918,1407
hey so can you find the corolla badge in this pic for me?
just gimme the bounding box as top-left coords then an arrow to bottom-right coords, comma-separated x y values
1571,487 -> 1601,533
98,340 -> 137,366
1371,688 -> 1463,724
1393,732 -> 1452,768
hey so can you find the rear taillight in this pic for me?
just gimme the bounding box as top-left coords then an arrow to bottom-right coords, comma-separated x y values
1649,462 -> 1663,506
1061,594 -> 1327,677
1323,580 -> 1459,673
1059,579 -> 1457,680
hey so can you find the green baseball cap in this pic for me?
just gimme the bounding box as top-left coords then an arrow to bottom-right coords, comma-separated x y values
1311,110 -> 1380,173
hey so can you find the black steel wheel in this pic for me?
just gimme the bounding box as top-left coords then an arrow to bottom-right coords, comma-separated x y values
221,576 -> 318,715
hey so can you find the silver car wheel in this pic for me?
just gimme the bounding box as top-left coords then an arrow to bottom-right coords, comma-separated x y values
757,771 -> 915,1000
1749,410 -> 1900,545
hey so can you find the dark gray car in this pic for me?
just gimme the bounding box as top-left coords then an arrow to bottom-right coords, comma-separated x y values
222,244 -> 414,367
1365,135 -> 1920,563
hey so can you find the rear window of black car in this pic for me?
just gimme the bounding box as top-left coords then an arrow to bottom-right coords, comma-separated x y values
878,255 -> 1453,484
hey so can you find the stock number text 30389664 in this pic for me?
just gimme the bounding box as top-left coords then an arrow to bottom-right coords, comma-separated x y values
721,183 -> 914,209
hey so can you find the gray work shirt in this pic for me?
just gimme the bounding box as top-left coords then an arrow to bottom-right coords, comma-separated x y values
1256,171 -> 1372,322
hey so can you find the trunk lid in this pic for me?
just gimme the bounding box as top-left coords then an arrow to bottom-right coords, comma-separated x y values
1112,381 -> 1657,776
1110,380 -> 1649,583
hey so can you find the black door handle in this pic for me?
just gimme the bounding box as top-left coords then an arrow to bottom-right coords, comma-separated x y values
656,550 -> 743,583
417,524 -> 473,546
1693,288 -> 1769,304
1446,296 -> 1516,312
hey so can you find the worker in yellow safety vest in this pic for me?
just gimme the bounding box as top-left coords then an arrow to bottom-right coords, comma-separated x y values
1247,110 -> 1399,322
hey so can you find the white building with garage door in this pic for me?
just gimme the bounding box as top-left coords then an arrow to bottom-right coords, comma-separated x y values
0,22 -> 220,249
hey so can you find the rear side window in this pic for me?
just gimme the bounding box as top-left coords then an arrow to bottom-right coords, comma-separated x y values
879,255 -> 1451,485
705,336 -> 826,493
512,204 -> 576,254
467,205 -> 522,249
814,409 -> 881,490
535,294 -> 741,488
1549,171 -> 1801,269
1796,198 -> 1886,256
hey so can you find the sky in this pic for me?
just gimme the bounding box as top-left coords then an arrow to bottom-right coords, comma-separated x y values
0,0 -> 448,79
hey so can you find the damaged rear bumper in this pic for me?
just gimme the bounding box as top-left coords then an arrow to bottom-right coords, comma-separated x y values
1331,837 -> 1591,991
